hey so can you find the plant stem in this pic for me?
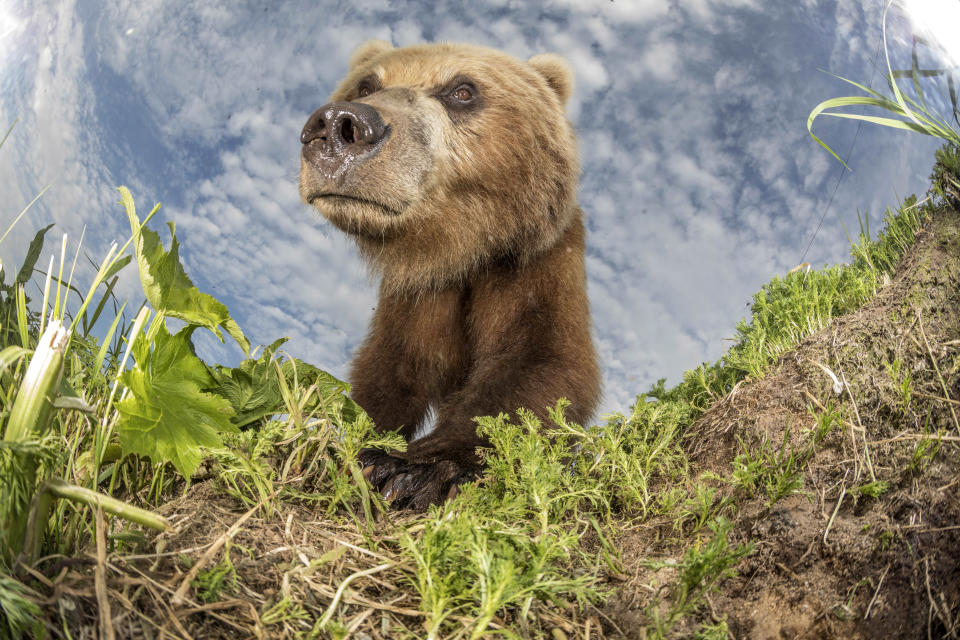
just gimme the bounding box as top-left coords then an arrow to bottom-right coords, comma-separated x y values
4,320 -> 68,443
18,477 -> 172,565
43,478 -> 171,532
2,320 -> 68,561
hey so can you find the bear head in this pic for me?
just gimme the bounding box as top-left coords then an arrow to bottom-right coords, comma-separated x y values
299,40 -> 579,293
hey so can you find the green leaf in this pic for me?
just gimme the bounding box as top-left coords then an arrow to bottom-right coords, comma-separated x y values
208,338 -> 360,428
57,375 -> 79,399
14,223 -> 54,286
119,187 -> 250,356
817,111 -> 933,134
0,346 -> 30,378
101,254 -> 132,282
52,396 -> 96,413
220,317 -> 249,357
116,323 -> 237,478
208,338 -> 288,428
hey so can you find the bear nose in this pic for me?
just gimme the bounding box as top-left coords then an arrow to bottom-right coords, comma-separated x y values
301,102 -> 388,176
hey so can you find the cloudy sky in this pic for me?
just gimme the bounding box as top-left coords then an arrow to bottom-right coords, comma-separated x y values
0,0 -> 955,417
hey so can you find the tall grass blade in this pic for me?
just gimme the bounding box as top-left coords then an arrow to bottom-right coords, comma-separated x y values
93,299 -> 127,380
0,346 -> 30,378
16,285 -> 29,349
39,255 -> 53,337
0,119 -> 16,150
0,184 -> 52,247
808,0 -> 960,163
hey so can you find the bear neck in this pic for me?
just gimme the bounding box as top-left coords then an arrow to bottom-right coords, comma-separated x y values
359,202 -> 583,295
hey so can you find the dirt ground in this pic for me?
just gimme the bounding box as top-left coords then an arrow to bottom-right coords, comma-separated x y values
609,206 -> 960,639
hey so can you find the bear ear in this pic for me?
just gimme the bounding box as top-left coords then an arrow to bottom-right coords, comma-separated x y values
527,53 -> 574,106
349,39 -> 394,69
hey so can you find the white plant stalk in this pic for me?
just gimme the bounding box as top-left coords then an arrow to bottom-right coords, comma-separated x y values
3,319 -> 69,562
5,319 -> 69,442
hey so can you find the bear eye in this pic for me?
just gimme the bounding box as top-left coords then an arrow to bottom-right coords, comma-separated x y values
355,76 -> 379,99
435,77 -> 483,121
451,84 -> 474,102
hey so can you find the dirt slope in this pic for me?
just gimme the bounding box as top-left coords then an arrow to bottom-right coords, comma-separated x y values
612,206 -> 960,639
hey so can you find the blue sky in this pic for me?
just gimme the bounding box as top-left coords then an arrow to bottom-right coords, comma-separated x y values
0,0 -> 954,417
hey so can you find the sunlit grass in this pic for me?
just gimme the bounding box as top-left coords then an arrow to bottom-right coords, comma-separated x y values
808,0 -> 959,167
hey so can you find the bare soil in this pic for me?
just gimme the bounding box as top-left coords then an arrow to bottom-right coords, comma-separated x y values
609,206 -> 960,639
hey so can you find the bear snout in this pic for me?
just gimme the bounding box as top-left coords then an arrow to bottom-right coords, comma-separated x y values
300,101 -> 390,179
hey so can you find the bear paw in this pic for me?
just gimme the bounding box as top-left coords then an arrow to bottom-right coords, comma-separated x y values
358,448 -> 406,488
358,450 -> 476,510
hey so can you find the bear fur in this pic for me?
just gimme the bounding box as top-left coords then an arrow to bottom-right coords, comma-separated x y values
299,41 -> 601,509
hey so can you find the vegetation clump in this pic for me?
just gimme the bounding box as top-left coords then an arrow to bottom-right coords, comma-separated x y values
1,133 -> 959,639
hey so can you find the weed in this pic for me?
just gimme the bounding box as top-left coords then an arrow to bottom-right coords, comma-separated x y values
909,428 -> 943,473
729,402 -> 842,509
932,143 -> 960,206
854,481 -> 890,500
885,359 -> 914,415
193,543 -> 238,603
694,619 -> 731,640
807,402 -> 842,445
730,426 -> 806,506
877,529 -> 895,552
0,569 -> 43,639
677,484 -> 731,534
645,518 -> 752,639
261,597 -> 310,628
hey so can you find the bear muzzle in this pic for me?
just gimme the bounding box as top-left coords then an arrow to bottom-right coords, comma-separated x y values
300,101 -> 391,181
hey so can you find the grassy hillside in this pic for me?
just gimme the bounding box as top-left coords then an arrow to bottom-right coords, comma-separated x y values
1,146 -> 958,639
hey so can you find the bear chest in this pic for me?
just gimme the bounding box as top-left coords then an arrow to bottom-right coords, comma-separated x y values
392,288 -> 471,376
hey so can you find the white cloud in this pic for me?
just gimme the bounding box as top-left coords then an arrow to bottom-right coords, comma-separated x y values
681,0 -> 759,22
0,1 -> 148,306
638,39 -> 681,80
546,0 -> 670,23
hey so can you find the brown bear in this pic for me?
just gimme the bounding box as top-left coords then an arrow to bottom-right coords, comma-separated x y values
299,40 -> 601,509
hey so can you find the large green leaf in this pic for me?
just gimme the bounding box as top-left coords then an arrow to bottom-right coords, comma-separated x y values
119,187 -> 250,355
209,338 -> 290,428
208,338 -> 361,429
116,323 -> 237,478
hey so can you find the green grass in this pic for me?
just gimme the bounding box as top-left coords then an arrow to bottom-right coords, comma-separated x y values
808,0 -> 959,167
647,191 -> 927,420
721,403 -> 840,508
645,518 -> 752,640
0,141 -> 955,638
192,541 -> 239,603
